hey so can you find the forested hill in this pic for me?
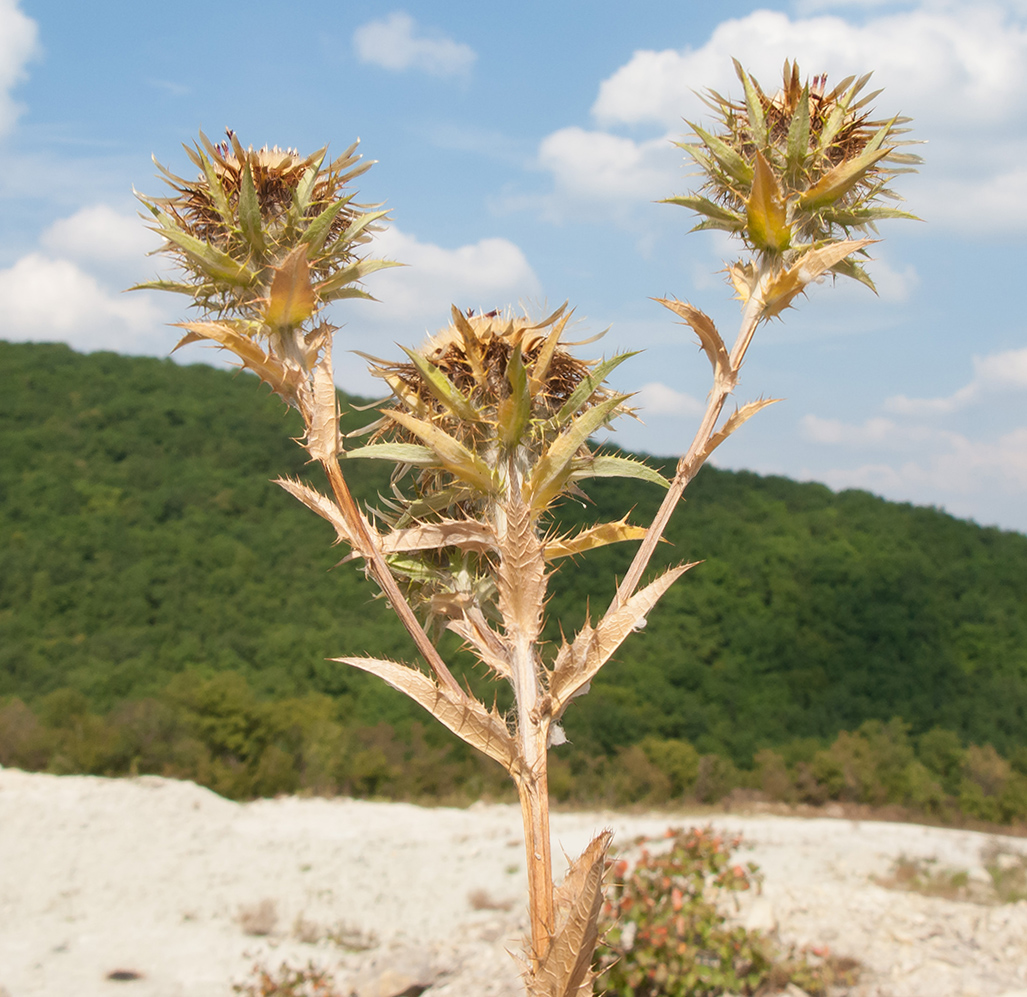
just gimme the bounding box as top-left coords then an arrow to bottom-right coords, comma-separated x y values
3,338 -> 1027,769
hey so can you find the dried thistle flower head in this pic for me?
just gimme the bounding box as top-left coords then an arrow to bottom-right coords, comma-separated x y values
667,58 -> 922,295
345,305 -> 669,625
134,129 -> 393,330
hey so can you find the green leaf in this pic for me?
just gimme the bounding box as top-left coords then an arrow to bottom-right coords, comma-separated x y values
785,86 -> 811,185
299,199 -> 348,255
553,353 -> 638,427
569,454 -> 671,489
345,442 -> 439,466
528,395 -> 626,511
499,344 -> 531,448
293,155 -> 325,214
238,162 -> 265,254
688,123 -> 754,186
315,257 -> 402,298
385,410 -> 496,494
195,151 -> 232,226
733,59 -> 767,149
157,220 -> 255,286
661,196 -> 746,229
828,255 -> 878,292
797,145 -> 891,211
746,150 -> 791,252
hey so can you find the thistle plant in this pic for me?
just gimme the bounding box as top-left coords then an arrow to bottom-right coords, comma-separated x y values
136,61 -> 916,997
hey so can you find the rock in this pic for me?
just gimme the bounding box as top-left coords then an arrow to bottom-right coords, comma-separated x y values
350,946 -> 437,997
741,896 -> 777,934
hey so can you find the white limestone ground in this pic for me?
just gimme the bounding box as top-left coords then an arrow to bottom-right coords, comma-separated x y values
2,766 -> 1027,997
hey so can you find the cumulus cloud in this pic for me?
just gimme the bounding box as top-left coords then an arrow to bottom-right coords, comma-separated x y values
635,381 -> 706,417
41,204 -> 159,267
353,12 -> 476,77
0,253 -> 167,354
0,0 -> 38,136
885,346 -> 1027,415
537,127 -> 678,204
365,225 -> 540,326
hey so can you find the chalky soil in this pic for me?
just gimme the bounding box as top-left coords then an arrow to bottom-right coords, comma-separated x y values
1,768 -> 1026,997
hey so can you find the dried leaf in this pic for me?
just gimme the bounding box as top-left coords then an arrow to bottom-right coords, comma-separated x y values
544,519 -> 647,561
760,239 -> 874,318
381,519 -> 496,554
700,398 -> 780,461
174,321 -> 307,410
656,299 -> 734,390
335,657 -> 520,773
528,311 -> 572,398
266,244 -> 316,328
550,564 -> 694,715
307,349 -> 339,462
526,830 -> 612,997
451,305 -> 487,386
446,613 -> 512,680
747,149 -> 791,252
275,477 -> 353,546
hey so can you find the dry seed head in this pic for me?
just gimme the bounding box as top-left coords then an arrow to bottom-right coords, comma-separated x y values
135,128 -> 391,325
669,59 -> 921,289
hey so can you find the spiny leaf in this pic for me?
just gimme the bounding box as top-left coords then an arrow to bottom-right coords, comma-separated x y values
552,354 -> 637,428
345,442 -> 439,466
238,162 -> 265,254
156,221 -> 255,286
701,398 -> 780,461
544,519 -> 648,561
528,395 -> 626,512
266,244 -> 316,328
550,563 -> 695,715
759,239 -> 874,318
660,195 -> 746,230
451,306 -> 488,387
568,454 -> 670,490
797,145 -> 891,211
385,410 -> 497,493
747,150 -> 791,252
334,657 -> 520,774
528,311 -> 572,399
315,256 -> 402,298
496,495 -> 546,644
785,85 -> 811,184
527,830 -> 612,997
688,122 -> 753,185
446,616 -> 512,680
307,350 -> 339,461
400,346 -> 481,423
298,199 -> 348,255
499,345 -> 531,448
381,519 -> 496,554
733,59 -> 767,150
275,477 -> 353,546
656,298 -> 733,390
174,320 -> 306,408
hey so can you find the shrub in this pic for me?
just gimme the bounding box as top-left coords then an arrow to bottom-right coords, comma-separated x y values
597,827 -> 852,997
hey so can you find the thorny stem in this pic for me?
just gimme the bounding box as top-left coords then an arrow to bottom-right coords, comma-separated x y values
321,457 -> 464,696
613,272 -> 769,610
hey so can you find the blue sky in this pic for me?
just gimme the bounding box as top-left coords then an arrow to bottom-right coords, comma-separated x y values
2,0 -> 1026,532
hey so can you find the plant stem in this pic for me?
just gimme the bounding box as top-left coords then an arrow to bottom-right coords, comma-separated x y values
321,457 -> 463,695
613,277 -> 767,609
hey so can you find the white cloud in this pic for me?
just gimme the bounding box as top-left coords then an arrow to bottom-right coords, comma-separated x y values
885,346 -> 1027,414
537,127 -> 678,203
635,381 -> 706,417
41,205 -> 158,266
800,413 -> 961,448
0,252 -> 167,353
0,0 -> 38,136
367,225 -> 540,324
353,12 -> 476,77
